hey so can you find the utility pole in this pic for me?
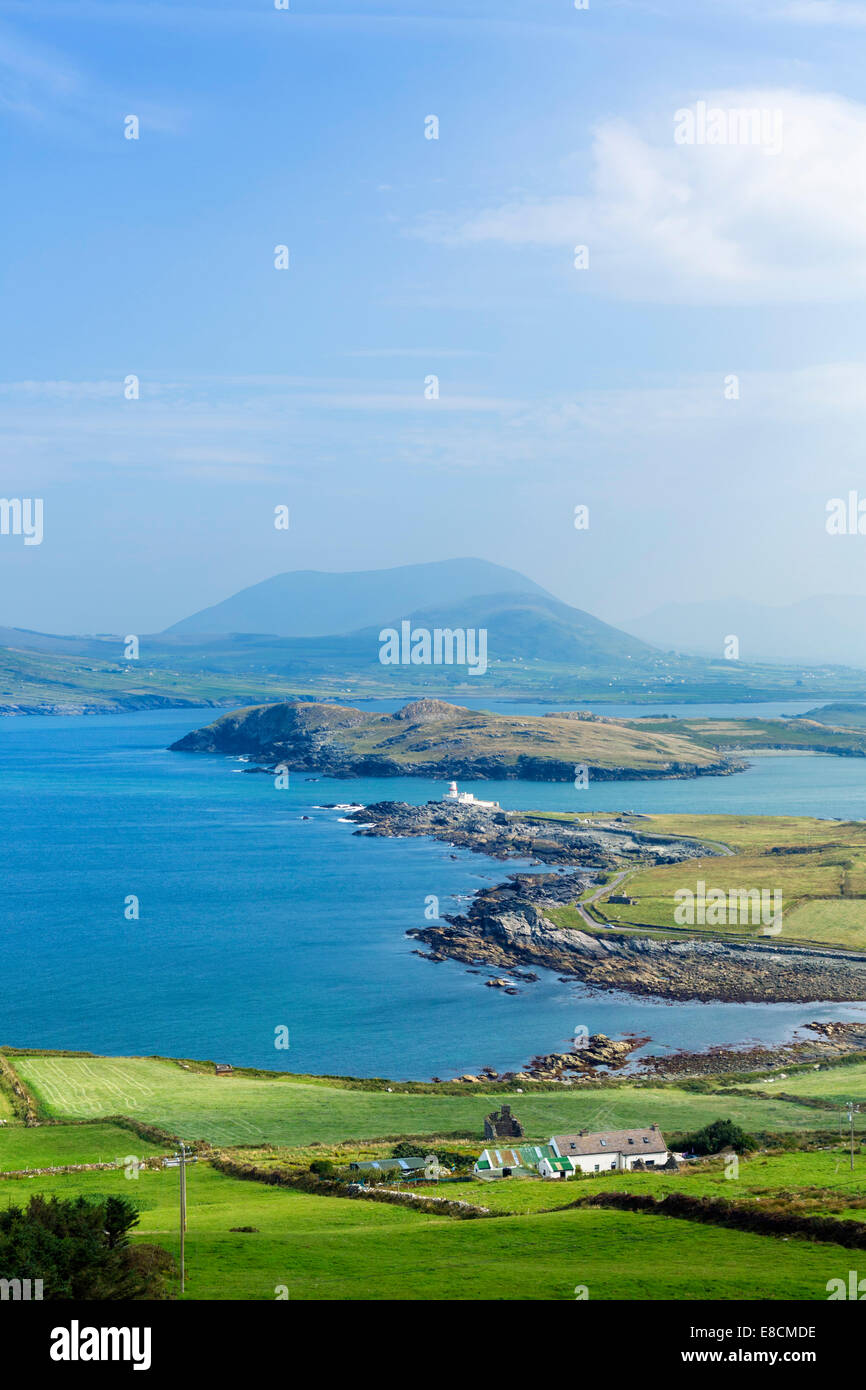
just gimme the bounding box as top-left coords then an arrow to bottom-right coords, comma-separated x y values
163,1142 -> 197,1294
846,1103 -> 858,1172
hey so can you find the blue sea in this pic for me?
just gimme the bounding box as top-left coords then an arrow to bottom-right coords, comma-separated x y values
2,701 -> 866,1079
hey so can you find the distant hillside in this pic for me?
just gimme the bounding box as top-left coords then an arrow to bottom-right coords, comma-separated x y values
621,595 -> 866,669
631,714 -> 866,758
164,558 -> 553,638
170,697 -> 737,781
803,703 -> 866,730
380,592 -> 659,667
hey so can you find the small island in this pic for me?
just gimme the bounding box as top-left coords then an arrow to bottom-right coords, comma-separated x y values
169,697 -> 740,781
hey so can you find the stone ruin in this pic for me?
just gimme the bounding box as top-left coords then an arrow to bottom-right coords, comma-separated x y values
484,1104 -> 524,1140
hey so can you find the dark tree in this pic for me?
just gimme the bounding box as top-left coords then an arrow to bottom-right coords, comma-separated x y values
0,1194 -> 175,1300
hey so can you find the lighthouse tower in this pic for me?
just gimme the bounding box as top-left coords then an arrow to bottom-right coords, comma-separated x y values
442,779 -> 500,811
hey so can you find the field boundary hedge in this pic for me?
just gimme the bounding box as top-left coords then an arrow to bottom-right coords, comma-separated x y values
581,1189 -> 866,1248
0,1053 -> 38,1123
210,1155 -> 489,1217
0,1158 -> 166,1180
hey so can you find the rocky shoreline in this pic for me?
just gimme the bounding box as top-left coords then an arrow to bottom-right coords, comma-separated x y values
348,799 -> 866,1006
636,1021 -> 866,1079
429,1021 -> 866,1085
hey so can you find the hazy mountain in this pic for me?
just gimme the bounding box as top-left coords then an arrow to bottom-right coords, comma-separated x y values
0,627 -> 114,657
164,558 -> 553,638
620,596 -> 866,669
379,591 -> 660,666
158,591 -> 660,672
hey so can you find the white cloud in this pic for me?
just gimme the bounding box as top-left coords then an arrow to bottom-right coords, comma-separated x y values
422,89 -> 866,304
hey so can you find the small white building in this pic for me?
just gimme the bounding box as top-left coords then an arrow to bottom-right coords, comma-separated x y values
550,1126 -> 670,1174
444,780 -> 500,810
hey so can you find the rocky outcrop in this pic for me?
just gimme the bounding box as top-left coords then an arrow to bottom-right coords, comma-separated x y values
349,799 -> 711,866
526,1033 -> 639,1079
356,802 -> 866,1005
417,901 -> 866,1003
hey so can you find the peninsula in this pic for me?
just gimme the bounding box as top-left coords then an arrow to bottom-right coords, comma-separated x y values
348,800 -> 866,1005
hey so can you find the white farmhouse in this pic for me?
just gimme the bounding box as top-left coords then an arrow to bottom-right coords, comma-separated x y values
550,1125 -> 669,1174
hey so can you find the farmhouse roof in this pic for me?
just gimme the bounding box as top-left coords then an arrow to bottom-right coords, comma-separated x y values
349,1155 -> 435,1173
475,1143 -> 558,1171
552,1127 -> 667,1157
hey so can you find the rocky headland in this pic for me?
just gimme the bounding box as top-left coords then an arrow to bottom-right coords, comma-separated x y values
349,799 -> 866,1006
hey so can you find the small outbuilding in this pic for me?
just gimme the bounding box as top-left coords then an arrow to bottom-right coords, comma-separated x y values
349,1153 -> 446,1181
474,1143 -> 569,1179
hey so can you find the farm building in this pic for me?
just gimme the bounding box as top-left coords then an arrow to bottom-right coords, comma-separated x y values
550,1125 -> 669,1174
475,1127 -> 671,1179
349,1153 -> 446,1180
474,1143 -> 567,1179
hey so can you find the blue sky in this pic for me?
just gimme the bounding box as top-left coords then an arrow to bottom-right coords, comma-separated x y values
2,0 -> 866,633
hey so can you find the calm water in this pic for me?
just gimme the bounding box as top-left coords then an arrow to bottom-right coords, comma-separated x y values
2,704 -> 866,1079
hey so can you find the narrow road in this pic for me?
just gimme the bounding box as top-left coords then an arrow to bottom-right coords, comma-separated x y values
574,869 -> 631,929
572,835 -> 732,930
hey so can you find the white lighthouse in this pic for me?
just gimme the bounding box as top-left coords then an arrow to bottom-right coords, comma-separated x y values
443,780 -> 499,810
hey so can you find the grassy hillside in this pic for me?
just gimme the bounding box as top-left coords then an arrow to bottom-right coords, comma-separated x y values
5,634 -> 866,714
543,813 -> 866,951
0,1159 -> 858,1300
1,1140 -> 863,1300
12,1054 -> 865,1146
4,1050 -> 866,1301
805,703 -> 866,730
0,644 -> 305,714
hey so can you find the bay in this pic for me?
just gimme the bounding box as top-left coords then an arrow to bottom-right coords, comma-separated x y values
2,704 -> 865,1079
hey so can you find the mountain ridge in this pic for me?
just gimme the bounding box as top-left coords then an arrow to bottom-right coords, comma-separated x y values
164,558 -> 555,638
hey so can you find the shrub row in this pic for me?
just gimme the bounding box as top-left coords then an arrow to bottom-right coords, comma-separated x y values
210,1155 -> 488,1217
582,1189 -> 866,1248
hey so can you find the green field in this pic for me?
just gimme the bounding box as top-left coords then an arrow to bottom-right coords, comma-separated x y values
0,1160 -> 858,1301
445,1149 -> 866,1216
6,1051 -> 866,1301
635,716 -> 866,759
782,899 -> 866,946
13,1054 -> 860,1146
0,1121 -> 171,1173
561,813 -> 866,950
731,1059 -> 866,1104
